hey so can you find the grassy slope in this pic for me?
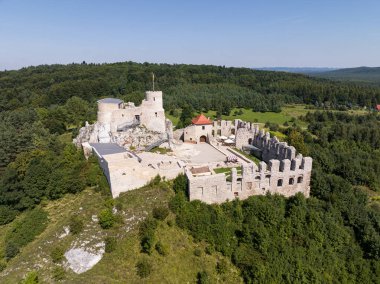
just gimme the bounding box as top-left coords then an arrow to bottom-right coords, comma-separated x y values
0,185 -> 242,283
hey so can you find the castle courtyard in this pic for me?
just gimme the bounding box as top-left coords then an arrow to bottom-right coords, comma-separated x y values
172,142 -> 227,164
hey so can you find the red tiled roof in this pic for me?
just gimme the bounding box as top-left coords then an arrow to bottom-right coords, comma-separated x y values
191,114 -> 213,125
376,105 -> 380,111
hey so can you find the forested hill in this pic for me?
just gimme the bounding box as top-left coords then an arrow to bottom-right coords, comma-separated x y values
1,62 -> 380,115
311,66 -> 380,85
1,61 -> 380,282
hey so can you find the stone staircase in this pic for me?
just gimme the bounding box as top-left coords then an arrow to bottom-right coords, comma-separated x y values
144,138 -> 169,152
117,119 -> 140,131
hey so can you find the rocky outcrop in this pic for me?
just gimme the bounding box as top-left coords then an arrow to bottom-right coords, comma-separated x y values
73,122 -> 166,151
73,121 -> 110,147
112,126 -> 166,150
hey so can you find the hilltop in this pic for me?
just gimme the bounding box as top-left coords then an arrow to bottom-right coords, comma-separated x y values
310,66 -> 380,85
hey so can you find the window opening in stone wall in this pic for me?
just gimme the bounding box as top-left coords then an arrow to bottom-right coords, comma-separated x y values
202,126 -> 205,130
217,129 -> 221,135
155,112 -> 158,117
297,176 -> 303,183
289,178 -> 294,185
277,179 -> 283,186
198,187 -> 204,196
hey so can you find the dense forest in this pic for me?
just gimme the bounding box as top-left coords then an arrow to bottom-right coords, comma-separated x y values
0,62 -> 380,282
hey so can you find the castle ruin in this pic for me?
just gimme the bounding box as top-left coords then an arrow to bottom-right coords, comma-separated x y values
76,90 -> 312,203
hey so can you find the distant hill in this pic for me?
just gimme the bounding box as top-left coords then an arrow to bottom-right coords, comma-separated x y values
254,67 -> 337,74
311,66 -> 380,85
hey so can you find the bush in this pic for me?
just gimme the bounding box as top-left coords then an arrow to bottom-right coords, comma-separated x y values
136,258 -> 152,278
69,215 -> 84,235
194,248 -> 202,257
5,207 -> 48,258
155,241 -> 168,256
20,270 -> 39,284
50,246 -> 65,263
98,209 -> 115,229
139,218 -> 158,254
216,259 -> 228,274
150,175 -> 161,186
0,260 -> 6,272
173,174 -> 187,195
152,206 -> 169,220
197,271 -> 210,284
167,219 -> 174,227
0,205 -> 17,225
52,266 -> 65,281
205,245 -> 214,255
5,241 -> 19,260
105,236 -> 117,253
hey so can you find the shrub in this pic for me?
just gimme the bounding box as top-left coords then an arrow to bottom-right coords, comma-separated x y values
20,270 -> 39,284
168,192 -> 187,213
141,234 -> 155,255
216,259 -> 228,274
50,246 -> 65,263
136,258 -> 152,278
152,206 -> 169,220
69,215 -> 84,235
5,207 -> 48,258
197,271 -> 210,284
0,205 -> 17,225
139,218 -> 158,254
139,218 -> 158,237
167,219 -> 174,227
98,209 -> 115,229
155,241 -> 168,256
0,260 -> 6,272
173,174 -> 187,195
52,266 -> 65,281
150,175 -> 161,186
105,236 -> 117,253
194,248 -> 202,257
205,245 -> 214,255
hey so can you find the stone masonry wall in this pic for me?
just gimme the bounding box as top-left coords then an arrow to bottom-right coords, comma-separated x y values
188,120 -> 312,204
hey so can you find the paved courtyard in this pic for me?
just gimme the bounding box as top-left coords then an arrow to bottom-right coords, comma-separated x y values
173,142 -> 227,164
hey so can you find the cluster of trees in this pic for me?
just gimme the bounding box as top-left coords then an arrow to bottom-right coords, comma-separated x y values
305,112 -> 380,190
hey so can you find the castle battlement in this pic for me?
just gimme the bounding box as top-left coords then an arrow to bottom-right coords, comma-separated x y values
187,121 -> 312,204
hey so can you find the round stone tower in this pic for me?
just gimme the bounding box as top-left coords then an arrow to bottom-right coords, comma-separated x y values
97,98 -> 123,125
145,91 -> 163,110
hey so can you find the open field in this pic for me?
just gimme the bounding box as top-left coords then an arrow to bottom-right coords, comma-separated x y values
167,104 -> 371,129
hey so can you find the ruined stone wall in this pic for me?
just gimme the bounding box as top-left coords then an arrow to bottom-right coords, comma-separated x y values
188,120 -> 312,204
97,91 -> 166,135
188,155 -> 312,204
212,119 -> 239,137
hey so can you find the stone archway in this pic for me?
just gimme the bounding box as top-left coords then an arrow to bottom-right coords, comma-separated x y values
200,135 -> 207,143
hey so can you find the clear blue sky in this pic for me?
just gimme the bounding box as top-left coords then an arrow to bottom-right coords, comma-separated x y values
1,0 -> 379,70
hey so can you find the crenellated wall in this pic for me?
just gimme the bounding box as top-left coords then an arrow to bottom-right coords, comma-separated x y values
188,120 -> 312,204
